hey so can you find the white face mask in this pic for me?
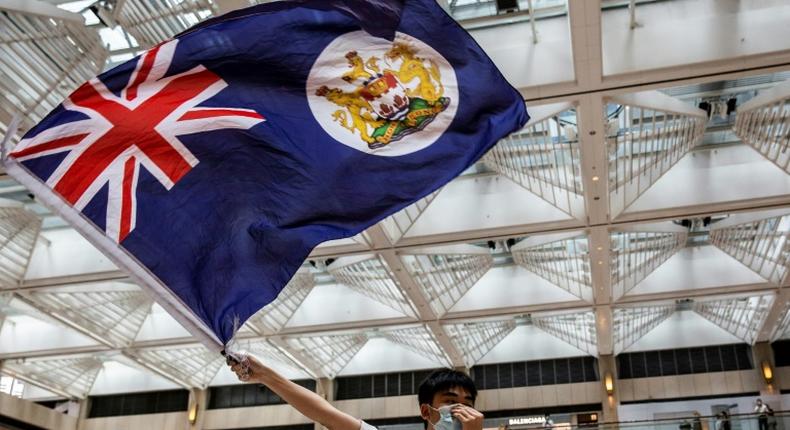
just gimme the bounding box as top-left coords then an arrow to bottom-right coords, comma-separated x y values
429,405 -> 463,430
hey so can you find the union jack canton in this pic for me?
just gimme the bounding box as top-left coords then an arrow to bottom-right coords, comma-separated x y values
11,40 -> 265,243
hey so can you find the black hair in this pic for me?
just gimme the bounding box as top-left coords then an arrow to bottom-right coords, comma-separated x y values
417,368 -> 478,407
418,369 -> 477,430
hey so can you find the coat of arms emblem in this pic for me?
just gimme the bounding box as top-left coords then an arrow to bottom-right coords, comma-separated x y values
314,42 -> 451,150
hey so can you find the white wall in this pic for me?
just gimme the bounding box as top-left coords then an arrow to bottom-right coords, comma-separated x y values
25,228 -> 117,280
202,404 -> 311,430
287,283 -> 407,328
340,338 -> 446,376
0,314 -> 99,354
450,265 -> 584,314
602,0 -> 790,77
617,370 -> 763,409
90,360 -> 181,395
0,391 -> 77,430
134,303 -> 192,342
477,325 -> 588,364
405,175 -> 574,239
625,310 -> 742,353
475,382 -> 602,412
470,16 -> 574,89
81,411 -> 189,430
22,383 -> 61,401
626,146 -> 790,214
629,246 -> 767,297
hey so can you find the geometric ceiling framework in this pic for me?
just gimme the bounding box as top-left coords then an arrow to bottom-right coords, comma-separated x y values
24,288 -> 152,347
531,311 -> 598,356
613,304 -> 675,354
483,102 -> 585,219
111,0 -> 215,49
129,345 -> 225,389
734,79 -> 790,175
280,325 -> 450,378
0,6 -> 106,136
511,232 -> 593,302
444,310 -> 597,368
280,332 -> 369,379
401,244 -> 493,316
774,302 -> 790,341
610,226 -> 688,298
444,319 -> 517,368
246,272 -> 315,334
328,255 -> 418,318
2,356 -> 104,398
0,206 -> 41,288
613,294 -> 775,354
606,91 -> 708,218
709,212 -> 790,285
692,294 -> 774,345
381,190 -> 441,242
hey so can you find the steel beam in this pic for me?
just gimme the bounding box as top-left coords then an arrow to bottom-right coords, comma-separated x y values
0,0 -> 84,24
756,289 -> 790,342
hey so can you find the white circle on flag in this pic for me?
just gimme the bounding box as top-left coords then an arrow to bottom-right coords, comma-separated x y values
307,31 -> 458,157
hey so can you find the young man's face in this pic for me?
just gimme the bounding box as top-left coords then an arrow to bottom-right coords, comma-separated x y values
420,386 -> 476,429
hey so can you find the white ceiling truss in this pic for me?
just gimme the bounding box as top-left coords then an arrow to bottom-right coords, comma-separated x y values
5,0 -> 790,399
0,207 -> 41,289
734,79 -> 790,175
23,288 -> 152,347
246,271 -> 315,335
773,300 -> 790,341
0,292 -> 11,332
0,5 -> 106,137
327,255 -> 418,318
400,244 -> 493,316
612,304 -> 674,354
380,190 -> 441,242
380,326 -> 452,368
692,294 -> 774,345
511,232 -> 593,302
709,212 -> 790,285
2,355 -> 103,398
231,338 -> 306,373
531,311 -> 598,356
610,228 -> 688,299
279,325 -> 453,378
111,0 -> 217,50
280,332 -> 369,379
444,319 -> 516,368
482,102 -> 585,219
130,345 -> 225,389
606,91 -> 708,218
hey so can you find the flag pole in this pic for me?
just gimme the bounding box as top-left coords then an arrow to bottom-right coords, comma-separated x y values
0,114 -> 21,162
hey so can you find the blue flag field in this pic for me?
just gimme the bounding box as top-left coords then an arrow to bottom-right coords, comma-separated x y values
5,0 -> 529,347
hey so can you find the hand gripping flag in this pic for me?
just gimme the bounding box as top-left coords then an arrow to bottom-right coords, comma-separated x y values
5,0 -> 528,348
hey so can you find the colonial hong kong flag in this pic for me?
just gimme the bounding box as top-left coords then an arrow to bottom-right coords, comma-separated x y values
5,0 -> 528,347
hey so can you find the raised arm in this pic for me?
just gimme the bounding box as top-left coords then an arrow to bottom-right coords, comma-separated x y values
227,353 -> 360,430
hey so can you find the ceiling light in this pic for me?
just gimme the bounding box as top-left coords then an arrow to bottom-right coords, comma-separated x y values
762,361 -> 773,384
604,372 -> 614,395
592,176 -> 599,181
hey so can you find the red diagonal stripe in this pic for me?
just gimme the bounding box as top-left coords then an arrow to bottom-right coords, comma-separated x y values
178,109 -> 264,121
119,156 -> 136,242
10,133 -> 88,158
126,45 -> 162,101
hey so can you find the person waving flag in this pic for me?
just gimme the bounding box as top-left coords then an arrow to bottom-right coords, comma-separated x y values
5,0 -> 528,348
